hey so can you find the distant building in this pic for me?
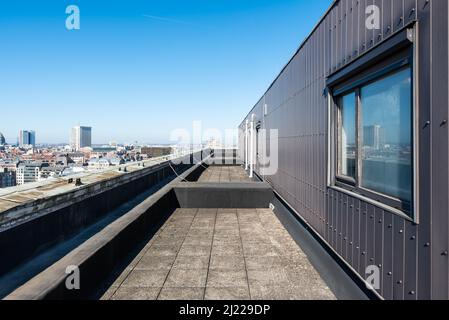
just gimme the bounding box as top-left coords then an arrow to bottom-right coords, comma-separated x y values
71,126 -> 92,151
68,152 -> 85,165
55,152 -> 85,166
38,166 -> 65,181
363,125 -> 385,150
140,147 -> 172,158
16,163 -> 41,185
0,132 -> 5,145
19,130 -> 36,147
0,168 -> 16,188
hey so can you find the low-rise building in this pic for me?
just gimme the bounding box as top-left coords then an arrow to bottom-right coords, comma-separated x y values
38,166 -> 66,181
16,163 -> 41,185
0,168 -> 16,188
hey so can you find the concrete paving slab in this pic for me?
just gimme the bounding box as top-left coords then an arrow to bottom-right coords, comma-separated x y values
158,287 -> 204,300
164,268 -> 208,288
104,207 -> 336,300
121,270 -> 169,288
111,287 -> 161,300
206,270 -> 248,288
205,287 -> 250,300
209,256 -> 246,270
172,256 -> 210,270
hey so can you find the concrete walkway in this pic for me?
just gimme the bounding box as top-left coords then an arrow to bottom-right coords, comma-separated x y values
198,166 -> 251,183
101,208 -> 335,300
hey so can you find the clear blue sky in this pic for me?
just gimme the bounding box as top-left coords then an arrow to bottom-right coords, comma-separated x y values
0,0 -> 332,144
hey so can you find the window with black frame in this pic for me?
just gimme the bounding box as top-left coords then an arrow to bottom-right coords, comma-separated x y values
333,64 -> 413,215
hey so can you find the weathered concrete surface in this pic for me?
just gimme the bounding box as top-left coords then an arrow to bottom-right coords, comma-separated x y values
0,151 -> 207,277
0,152 -> 196,229
198,166 -> 250,183
102,208 -> 336,300
3,162 -> 207,300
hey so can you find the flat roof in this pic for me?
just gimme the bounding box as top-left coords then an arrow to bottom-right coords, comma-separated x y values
102,208 -> 336,300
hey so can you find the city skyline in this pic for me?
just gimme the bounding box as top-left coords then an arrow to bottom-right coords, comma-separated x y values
0,126 -> 232,146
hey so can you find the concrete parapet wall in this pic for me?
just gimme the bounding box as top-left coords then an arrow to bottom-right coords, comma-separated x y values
0,151 -> 207,277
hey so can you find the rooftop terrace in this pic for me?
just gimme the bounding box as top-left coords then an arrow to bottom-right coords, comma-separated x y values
101,208 -> 335,300
2,150 -> 363,300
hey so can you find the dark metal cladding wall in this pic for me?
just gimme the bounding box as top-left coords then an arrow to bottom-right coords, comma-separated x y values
239,0 -> 449,300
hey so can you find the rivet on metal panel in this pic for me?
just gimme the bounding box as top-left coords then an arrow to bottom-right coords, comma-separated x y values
378,264 -> 382,268
399,229 -> 403,234
409,8 -> 416,17
410,236 -> 416,240
378,219 -> 382,224
350,242 -> 353,246
362,251 -> 366,256
356,246 -> 360,250
423,121 -> 431,129
388,224 -> 393,229
442,251 -> 449,256
409,291 -> 415,295
387,272 -> 392,276
370,258 -> 374,262
370,215 -> 374,219
397,280 -> 403,285
424,242 -> 431,247
440,120 -> 447,127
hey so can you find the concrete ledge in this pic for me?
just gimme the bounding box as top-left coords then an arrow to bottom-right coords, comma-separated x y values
174,182 -> 274,208
4,163 -> 203,300
0,163 -> 190,277
0,151 -> 208,277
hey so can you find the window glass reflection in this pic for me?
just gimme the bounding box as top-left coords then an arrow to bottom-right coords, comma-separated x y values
360,68 -> 412,203
340,93 -> 356,179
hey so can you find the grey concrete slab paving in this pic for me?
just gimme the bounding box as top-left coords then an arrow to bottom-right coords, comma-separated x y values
198,166 -> 251,182
102,207 -> 336,300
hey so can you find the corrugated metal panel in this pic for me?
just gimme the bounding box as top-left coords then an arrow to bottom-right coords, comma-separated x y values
430,0 -> 449,300
416,0 -> 431,300
393,216 -> 405,300
238,0 -> 449,299
383,212 -> 394,300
